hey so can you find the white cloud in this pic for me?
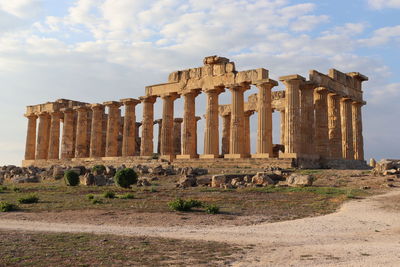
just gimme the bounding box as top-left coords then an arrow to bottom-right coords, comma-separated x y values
359,25 -> 400,46
290,15 -> 329,32
0,0 -> 42,18
368,0 -> 400,9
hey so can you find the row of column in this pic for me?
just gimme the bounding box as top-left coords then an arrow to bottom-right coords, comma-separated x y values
280,75 -> 364,160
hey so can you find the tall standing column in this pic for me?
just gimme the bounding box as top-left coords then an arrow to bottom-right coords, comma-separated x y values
201,87 -> 224,158
173,118 -> 183,155
35,112 -> 51,160
340,98 -> 354,160
135,122 -> 142,155
226,85 -> 248,158
154,119 -> 162,154
352,101 -> 364,160
104,101 -> 122,157
328,94 -> 342,159
178,91 -> 199,159
253,80 -> 277,158
244,110 -> 254,156
74,106 -> 89,158
280,109 -> 285,146
314,87 -> 329,158
279,75 -> 305,156
121,98 -> 140,157
24,113 -> 37,160
299,84 -> 315,155
61,108 -> 75,159
160,93 -> 179,159
48,111 -> 62,159
195,116 -> 201,155
90,104 -> 104,157
140,96 -> 157,156
221,113 -> 231,156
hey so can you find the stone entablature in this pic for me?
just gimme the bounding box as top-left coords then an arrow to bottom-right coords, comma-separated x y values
22,56 -> 368,168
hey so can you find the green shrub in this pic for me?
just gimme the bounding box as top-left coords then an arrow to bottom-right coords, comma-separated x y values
0,186 -> 7,192
119,193 -> 135,199
64,170 -> 80,186
86,194 -> 95,200
0,202 -> 18,212
168,198 -> 203,212
205,204 -> 220,214
92,165 -> 106,174
12,187 -> 21,192
18,194 -> 39,204
103,191 -> 116,199
91,199 -> 103,204
114,168 -> 138,188
150,186 -> 157,193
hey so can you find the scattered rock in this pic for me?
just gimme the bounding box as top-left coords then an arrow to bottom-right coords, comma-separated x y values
12,176 -> 40,183
212,175 -> 226,188
287,174 -> 313,187
251,172 -> 275,186
137,178 -> 151,187
177,175 -> 197,188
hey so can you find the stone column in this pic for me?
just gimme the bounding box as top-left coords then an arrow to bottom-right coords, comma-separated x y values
35,112 -> 51,160
61,108 -> 75,159
90,104 -> 104,157
24,113 -> 37,160
74,106 -> 90,158
154,119 -> 162,154
160,93 -> 179,159
254,80 -> 277,158
352,101 -> 364,160
121,98 -> 140,157
280,109 -> 285,146
173,118 -> 183,155
140,96 -> 157,156
299,83 -> 315,155
135,122 -> 142,155
201,87 -> 224,158
104,101 -> 122,157
279,75 -> 305,156
195,116 -> 201,155
178,90 -> 200,159
340,98 -> 354,160
226,85 -> 248,158
48,111 -> 62,160
221,113 -> 231,156
244,110 -> 254,155
328,94 -> 342,159
314,87 -> 329,158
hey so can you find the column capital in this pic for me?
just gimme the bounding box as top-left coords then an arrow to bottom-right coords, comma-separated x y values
90,103 -> 105,111
203,86 -> 225,95
139,95 -> 157,104
50,110 -> 63,117
103,101 -> 122,108
279,74 -> 306,82
120,98 -> 141,106
352,100 -> 366,106
37,111 -> 50,118
154,119 -> 162,125
73,105 -> 90,112
24,113 -> 37,119
315,86 -> 330,94
255,78 -> 278,88
174,118 -> 183,123
160,92 -> 180,101
195,116 -> 201,121
61,107 -> 74,114
181,89 -> 201,97
244,110 -> 255,117
136,122 -> 142,127
341,97 -> 353,103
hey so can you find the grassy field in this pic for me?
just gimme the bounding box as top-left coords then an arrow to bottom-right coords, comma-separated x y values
0,230 -> 245,266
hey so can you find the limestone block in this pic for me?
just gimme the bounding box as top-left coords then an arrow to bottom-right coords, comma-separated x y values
189,68 -> 202,79
251,172 -> 274,186
287,173 -> 313,187
211,175 -> 226,188
202,65 -> 213,77
226,62 -> 235,73
168,71 -> 180,83
213,63 -> 226,76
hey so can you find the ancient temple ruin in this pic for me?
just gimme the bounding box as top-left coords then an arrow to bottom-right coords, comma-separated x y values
22,56 -> 368,169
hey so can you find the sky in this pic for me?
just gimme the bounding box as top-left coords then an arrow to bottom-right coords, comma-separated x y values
0,0 -> 399,165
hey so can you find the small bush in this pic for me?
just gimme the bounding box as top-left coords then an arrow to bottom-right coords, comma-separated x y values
64,171 -> 80,186
91,199 -> 103,204
0,202 -> 18,212
168,198 -> 203,212
186,199 -> 203,208
205,204 -> 220,214
119,193 -> 135,199
150,186 -> 157,193
0,186 -> 7,192
114,168 -> 138,188
86,194 -> 95,200
92,165 -> 106,174
12,187 -> 21,192
103,191 -> 116,199
18,194 -> 39,204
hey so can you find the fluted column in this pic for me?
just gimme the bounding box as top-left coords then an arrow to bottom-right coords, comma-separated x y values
104,101 -> 122,157
177,91 -> 200,159
135,122 -> 142,155
254,80 -> 277,158
140,96 -> 157,156
279,75 -> 305,156
73,106 -> 89,158
160,93 -> 179,158
340,98 -> 354,160
221,113 -> 231,155
173,118 -> 183,155
299,84 -> 315,155
154,119 -> 162,154
201,87 -> 224,158
352,101 -> 364,160
280,109 -> 285,146
226,85 -> 248,158
90,104 -> 104,157
195,116 -> 201,155
61,108 -> 75,159
121,98 -> 140,157
48,111 -> 62,159
314,87 -> 329,158
24,113 -> 37,160
35,112 -> 51,160
328,94 -> 342,159
244,110 -> 254,155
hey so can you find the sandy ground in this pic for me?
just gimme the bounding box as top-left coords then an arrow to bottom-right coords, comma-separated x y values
1,189 -> 400,266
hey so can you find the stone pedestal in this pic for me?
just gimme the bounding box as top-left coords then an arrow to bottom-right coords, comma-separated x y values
24,113 -> 37,160
173,118 -> 183,155
340,98 -> 354,160
178,91 -> 199,159
90,104 -> 105,157
48,111 -> 62,159
35,112 -> 51,160
201,87 -> 224,158
121,98 -> 140,157
299,83 -> 315,155
104,101 -> 122,157
140,96 -> 157,156
74,106 -> 90,158
61,108 -> 75,159
352,101 -> 364,160
314,87 -> 329,158
328,94 -> 342,159
221,113 -> 231,156
161,93 -> 179,157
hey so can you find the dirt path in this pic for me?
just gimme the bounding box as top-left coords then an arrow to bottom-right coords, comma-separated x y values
1,189 -> 400,266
